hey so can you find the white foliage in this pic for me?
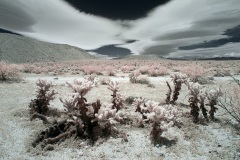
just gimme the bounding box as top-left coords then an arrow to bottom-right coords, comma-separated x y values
67,79 -> 94,97
107,80 -> 120,93
205,87 -> 223,102
133,97 -> 182,132
36,79 -> 53,92
144,105 -> 166,122
160,121 -> 174,131
35,79 -> 57,102
171,73 -> 188,83
84,74 -> 99,86
94,103 -> 117,125
165,105 -> 182,124
60,92 -> 81,112
144,100 -> 159,112
187,81 -> 203,98
132,97 -> 144,108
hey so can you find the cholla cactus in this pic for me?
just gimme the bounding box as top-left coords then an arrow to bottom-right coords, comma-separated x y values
84,74 -> 99,86
133,98 -> 179,143
186,81 -> 209,122
107,80 -> 125,111
60,94 -> 78,113
67,79 -> 94,98
169,73 -> 188,104
165,105 -> 182,126
199,93 -> 207,120
187,82 -> 201,123
94,103 -> 117,125
144,100 -> 159,113
132,97 -> 145,113
107,80 -> 120,96
205,87 -> 223,119
29,79 -> 57,114
65,79 -> 95,127
143,103 -> 174,143
143,103 -> 167,122
94,103 -> 123,135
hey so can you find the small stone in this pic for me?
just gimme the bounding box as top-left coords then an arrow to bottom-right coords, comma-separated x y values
44,144 -> 54,151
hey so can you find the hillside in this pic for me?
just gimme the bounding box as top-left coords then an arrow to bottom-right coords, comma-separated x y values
0,33 -> 96,63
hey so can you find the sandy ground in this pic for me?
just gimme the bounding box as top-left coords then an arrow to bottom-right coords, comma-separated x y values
0,72 -> 240,160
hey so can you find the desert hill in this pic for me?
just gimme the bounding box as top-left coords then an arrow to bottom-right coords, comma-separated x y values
0,33 -> 96,63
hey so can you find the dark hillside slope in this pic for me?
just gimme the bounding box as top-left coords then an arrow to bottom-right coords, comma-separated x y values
0,33 -> 96,63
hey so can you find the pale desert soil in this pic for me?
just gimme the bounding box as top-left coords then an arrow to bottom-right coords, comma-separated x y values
0,72 -> 240,160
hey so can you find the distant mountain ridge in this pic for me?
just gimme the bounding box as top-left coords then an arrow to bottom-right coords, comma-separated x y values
0,33 -> 96,63
122,54 -> 162,60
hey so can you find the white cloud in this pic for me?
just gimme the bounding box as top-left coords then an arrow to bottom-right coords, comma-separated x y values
0,0 -> 125,50
1,0 -> 240,58
165,43 -> 240,59
87,51 -> 114,59
120,0 -> 240,55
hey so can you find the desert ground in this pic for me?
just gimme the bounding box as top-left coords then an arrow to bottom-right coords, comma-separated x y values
0,59 -> 240,160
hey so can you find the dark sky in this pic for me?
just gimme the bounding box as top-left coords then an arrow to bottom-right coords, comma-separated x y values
64,0 -> 171,20
179,25 -> 240,50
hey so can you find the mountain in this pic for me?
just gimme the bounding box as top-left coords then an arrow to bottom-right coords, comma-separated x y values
0,33 -> 96,63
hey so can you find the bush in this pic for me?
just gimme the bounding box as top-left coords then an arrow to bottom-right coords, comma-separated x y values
179,64 -> 207,83
0,61 -> 20,81
148,67 -> 168,77
218,74 -> 240,123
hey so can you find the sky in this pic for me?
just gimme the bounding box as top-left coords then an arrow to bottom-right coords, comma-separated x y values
0,0 -> 240,59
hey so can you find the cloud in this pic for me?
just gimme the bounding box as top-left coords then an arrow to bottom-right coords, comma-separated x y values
1,0 -> 240,58
119,0 -> 240,57
0,0 -> 125,50
0,0 -> 36,31
165,43 -> 240,59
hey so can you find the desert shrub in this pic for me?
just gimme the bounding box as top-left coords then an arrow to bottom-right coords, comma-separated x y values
147,83 -> 155,88
148,67 -> 168,77
138,66 -> 150,74
125,96 -> 136,105
82,65 -> 102,75
213,69 -> 230,77
22,64 -> 35,73
121,65 -> 135,73
0,61 -> 20,81
99,77 -> 110,85
218,75 -> 240,123
179,64 -> 207,83
105,66 -> 115,76
137,75 -> 151,85
129,70 -> 141,83
129,71 -> 154,87
29,79 -> 57,115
